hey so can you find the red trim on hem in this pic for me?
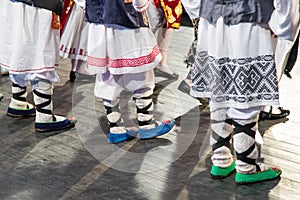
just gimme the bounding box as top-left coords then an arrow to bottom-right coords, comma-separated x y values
88,45 -> 160,68
59,45 -> 88,56
1,63 -> 58,73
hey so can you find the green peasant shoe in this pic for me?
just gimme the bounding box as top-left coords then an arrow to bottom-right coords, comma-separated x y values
211,161 -> 236,179
235,167 -> 282,185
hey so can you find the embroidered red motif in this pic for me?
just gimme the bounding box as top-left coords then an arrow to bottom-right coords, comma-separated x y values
88,45 -> 160,68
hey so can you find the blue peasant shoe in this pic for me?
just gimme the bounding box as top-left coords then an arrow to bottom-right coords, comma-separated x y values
7,107 -> 36,118
139,119 -> 175,140
108,129 -> 138,144
35,117 -> 77,133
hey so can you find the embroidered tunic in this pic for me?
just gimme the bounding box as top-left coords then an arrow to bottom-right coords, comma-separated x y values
191,0 -> 281,110
86,0 -> 161,100
86,0 -> 161,75
0,0 -> 60,86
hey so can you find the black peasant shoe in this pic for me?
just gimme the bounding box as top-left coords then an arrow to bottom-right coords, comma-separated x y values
154,68 -> 179,80
177,80 -> 191,94
259,106 -> 290,121
69,71 -> 77,82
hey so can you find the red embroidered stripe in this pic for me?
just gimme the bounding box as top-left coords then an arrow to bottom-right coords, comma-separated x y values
60,44 -> 64,51
60,47 -> 87,56
1,63 -> 58,73
88,45 -> 160,68
88,57 -> 108,67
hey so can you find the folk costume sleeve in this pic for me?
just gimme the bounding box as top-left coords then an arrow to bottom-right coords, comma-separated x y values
269,0 -> 299,41
180,0 -> 200,20
60,0 -> 74,32
158,0 -> 182,29
74,0 -> 85,8
133,0 -> 150,12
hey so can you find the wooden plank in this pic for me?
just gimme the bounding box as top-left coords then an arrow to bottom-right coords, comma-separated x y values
1,21 -> 300,200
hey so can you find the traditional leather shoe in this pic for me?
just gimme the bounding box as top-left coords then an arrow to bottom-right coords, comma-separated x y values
108,129 -> 138,144
259,106 -> 290,121
211,161 -> 236,179
35,117 -> 77,133
154,68 -> 179,80
69,71 -> 77,82
235,167 -> 282,185
177,80 -> 191,94
139,120 -> 175,139
1,71 -> 9,76
0,68 -> 9,76
7,107 -> 36,118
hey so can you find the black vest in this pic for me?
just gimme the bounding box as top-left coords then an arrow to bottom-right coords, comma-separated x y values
86,0 -> 148,29
199,0 -> 275,25
14,0 -> 63,16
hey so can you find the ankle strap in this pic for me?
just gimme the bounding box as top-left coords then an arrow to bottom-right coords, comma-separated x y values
33,89 -> 56,121
232,120 -> 258,167
12,83 -> 27,102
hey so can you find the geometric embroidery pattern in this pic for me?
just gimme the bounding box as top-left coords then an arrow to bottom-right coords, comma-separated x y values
192,51 -> 279,105
88,45 -> 160,69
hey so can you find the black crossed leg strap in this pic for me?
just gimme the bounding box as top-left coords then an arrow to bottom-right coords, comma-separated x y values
12,83 -> 26,102
33,89 -> 56,121
133,95 -> 154,127
232,120 -> 261,172
211,118 -> 233,151
12,83 -> 31,109
104,103 -> 123,128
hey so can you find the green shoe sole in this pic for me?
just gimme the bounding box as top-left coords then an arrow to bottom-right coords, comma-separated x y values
211,161 -> 236,179
235,167 -> 282,185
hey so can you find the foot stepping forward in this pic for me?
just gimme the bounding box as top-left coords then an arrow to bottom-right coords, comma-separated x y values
107,120 -> 175,144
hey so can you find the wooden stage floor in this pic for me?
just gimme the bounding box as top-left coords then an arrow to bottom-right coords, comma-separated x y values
0,26 -> 300,200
